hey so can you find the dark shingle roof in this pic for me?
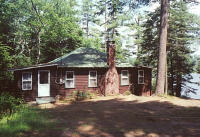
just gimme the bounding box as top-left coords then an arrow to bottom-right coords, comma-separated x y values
49,47 -> 133,68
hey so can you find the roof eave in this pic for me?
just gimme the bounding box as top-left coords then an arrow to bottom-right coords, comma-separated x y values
9,64 -> 58,71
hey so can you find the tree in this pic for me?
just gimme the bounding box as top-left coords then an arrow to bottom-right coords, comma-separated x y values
0,0 -> 85,64
0,44 -> 13,92
196,57 -> 200,73
155,0 -> 169,94
137,0 -> 198,96
81,0 -> 96,38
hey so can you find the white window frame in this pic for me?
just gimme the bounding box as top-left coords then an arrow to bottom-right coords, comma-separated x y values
22,72 -> 32,90
65,71 -> 75,88
138,70 -> 145,84
121,70 -> 129,86
88,71 -> 97,87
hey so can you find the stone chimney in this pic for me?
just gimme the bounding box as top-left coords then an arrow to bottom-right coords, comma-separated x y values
104,41 -> 119,95
106,41 -> 116,68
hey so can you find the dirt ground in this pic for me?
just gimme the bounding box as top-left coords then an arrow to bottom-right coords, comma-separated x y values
30,95 -> 200,137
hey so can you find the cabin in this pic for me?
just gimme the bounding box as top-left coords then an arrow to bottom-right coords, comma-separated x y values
11,42 -> 152,101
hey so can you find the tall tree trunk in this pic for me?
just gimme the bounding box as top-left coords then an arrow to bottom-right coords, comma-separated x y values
155,0 -> 168,94
176,74 -> 182,97
104,1 -> 107,52
170,55 -> 174,95
165,56 -> 168,94
36,31 -> 41,64
86,13 -> 89,38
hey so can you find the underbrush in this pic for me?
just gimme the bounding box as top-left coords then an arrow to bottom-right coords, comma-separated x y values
157,93 -> 175,99
0,92 -> 23,117
61,90 -> 97,103
123,90 -> 132,96
0,93 -> 55,137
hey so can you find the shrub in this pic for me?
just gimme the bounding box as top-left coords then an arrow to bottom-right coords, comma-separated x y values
123,90 -> 132,96
84,90 -> 97,99
71,90 -> 97,101
0,92 -> 23,117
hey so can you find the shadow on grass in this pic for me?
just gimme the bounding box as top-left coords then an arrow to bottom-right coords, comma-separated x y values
0,105 -> 56,137
41,97 -> 200,137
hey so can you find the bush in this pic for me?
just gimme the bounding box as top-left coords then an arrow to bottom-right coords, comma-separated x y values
0,92 -> 23,117
71,90 -> 96,101
123,90 -> 132,96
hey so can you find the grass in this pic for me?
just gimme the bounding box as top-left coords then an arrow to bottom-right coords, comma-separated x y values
0,105 -> 55,137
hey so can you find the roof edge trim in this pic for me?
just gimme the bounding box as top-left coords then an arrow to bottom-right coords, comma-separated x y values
8,64 -> 58,71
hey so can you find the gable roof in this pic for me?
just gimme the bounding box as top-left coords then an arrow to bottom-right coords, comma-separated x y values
49,47 -> 133,68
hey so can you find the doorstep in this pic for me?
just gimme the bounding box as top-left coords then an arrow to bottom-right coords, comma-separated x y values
36,97 -> 56,104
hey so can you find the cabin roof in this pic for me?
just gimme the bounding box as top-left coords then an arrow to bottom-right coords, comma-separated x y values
49,47 -> 133,68
9,47 -> 152,71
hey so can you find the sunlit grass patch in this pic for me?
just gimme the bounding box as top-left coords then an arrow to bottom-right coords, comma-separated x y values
0,105 -> 55,137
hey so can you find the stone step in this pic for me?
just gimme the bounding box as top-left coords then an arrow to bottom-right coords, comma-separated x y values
36,97 -> 56,104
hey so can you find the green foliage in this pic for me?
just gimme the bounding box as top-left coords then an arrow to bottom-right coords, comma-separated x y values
0,0 -> 85,64
0,45 -> 13,91
196,57 -> 200,73
151,78 -> 156,93
71,90 -> 97,101
0,93 -> 23,116
0,105 -> 55,137
82,37 -> 103,51
123,90 -> 132,96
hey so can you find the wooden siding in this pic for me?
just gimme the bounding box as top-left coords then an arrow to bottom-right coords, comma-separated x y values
14,66 -> 152,101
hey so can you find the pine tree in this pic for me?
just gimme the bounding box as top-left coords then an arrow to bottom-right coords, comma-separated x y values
138,0 -> 198,96
155,0 -> 168,95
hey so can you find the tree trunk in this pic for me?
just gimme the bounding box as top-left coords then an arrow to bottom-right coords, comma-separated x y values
155,0 -> 168,94
36,31 -> 41,64
176,74 -> 182,97
86,13 -> 89,38
169,56 -> 174,95
104,1 -> 107,52
164,56 -> 168,94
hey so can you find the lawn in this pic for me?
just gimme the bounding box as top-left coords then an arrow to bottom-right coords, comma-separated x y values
1,95 -> 200,137
0,105 -> 56,137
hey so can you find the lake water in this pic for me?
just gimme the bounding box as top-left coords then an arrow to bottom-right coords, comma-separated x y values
181,73 -> 200,99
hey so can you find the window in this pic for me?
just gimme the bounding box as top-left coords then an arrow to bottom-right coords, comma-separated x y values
121,70 -> 129,85
22,72 -> 32,90
138,70 -> 144,84
65,71 -> 75,88
39,71 -> 49,84
88,71 -> 97,87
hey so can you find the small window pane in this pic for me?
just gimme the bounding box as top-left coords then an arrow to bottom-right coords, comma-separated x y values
40,71 -> 49,84
66,80 -> 74,88
23,73 -> 31,81
67,72 -> 73,79
22,73 -> 32,90
122,71 -> 128,77
121,78 -> 129,85
139,71 -> 144,76
90,79 -> 97,87
139,77 -> 144,84
121,70 -> 129,85
90,72 -> 96,79
23,81 -> 31,90
65,71 -> 74,88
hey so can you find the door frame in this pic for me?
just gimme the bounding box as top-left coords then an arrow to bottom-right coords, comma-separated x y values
38,70 -> 50,97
